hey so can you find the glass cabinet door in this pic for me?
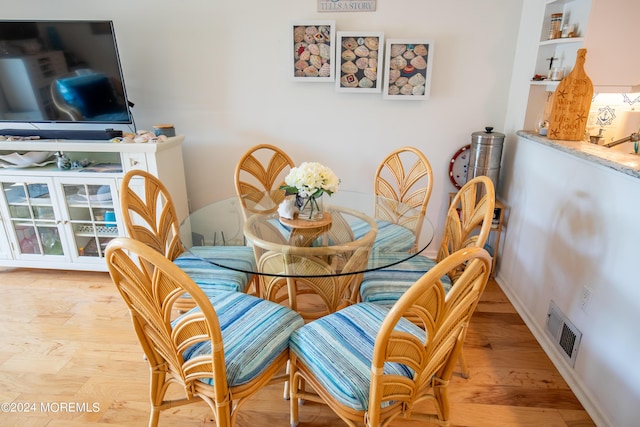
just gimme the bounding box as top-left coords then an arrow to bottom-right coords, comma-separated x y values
1,180 -> 65,257
61,180 -> 120,260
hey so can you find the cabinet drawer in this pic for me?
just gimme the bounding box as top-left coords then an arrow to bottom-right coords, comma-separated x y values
121,152 -> 148,172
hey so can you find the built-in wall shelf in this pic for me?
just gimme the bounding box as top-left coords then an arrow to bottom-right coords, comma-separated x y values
538,37 -> 584,47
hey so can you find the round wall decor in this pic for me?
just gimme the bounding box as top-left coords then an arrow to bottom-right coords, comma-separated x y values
448,144 -> 470,189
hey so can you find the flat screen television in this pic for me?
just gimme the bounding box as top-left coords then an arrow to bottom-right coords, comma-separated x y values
0,20 -> 131,125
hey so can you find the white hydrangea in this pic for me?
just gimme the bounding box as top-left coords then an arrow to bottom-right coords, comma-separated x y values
282,162 -> 340,198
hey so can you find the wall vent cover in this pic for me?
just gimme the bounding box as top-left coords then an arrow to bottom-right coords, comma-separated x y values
546,301 -> 582,367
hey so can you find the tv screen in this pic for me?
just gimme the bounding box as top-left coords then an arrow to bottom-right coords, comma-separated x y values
0,20 -> 131,124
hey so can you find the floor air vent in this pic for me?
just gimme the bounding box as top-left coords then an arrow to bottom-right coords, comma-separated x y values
546,301 -> 582,367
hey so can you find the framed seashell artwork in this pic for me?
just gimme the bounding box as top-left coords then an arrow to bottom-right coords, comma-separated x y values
291,20 -> 336,82
335,31 -> 384,93
383,39 -> 434,100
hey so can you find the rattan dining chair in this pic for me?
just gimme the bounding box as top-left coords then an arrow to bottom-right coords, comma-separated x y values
120,169 -> 257,312
353,146 -> 433,253
234,143 -> 295,218
289,246 -> 492,427
359,175 -> 495,377
105,237 -> 303,427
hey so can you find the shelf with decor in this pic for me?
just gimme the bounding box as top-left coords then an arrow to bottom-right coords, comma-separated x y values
524,0 -> 591,131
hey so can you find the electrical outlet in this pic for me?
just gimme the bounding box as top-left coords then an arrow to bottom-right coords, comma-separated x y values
579,287 -> 592,312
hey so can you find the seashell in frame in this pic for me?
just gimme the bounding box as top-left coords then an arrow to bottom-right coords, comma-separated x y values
294,42 -> 306,60
400,65 -> 417,77
364,37 -> 379,50
294,26 -> 306,43
400,84 -> 414,95
388,69 -> 400,84
354,45 -> 370,57
318,63 -> 331,77
363,68 -> 377,81
389,55 -> 407,70
305,26 -> 318,36
309,54 -> 322,69
341,60 -> 358,74
390,44 -> 407,57
355,57 -> 369,70
342,37 -> 358,50
413,44 -> 428,56
388,85 -> 400,95
359,77 -> 374,88
308,43 -> 320,56
340,73 -> 359,87
412,85 -> 426,96
295,59 -> 309,71
299,50 -> 311,61
368,50 -> 378,59
395,77 -> 409,87
303,65 -> 320,77
411,55 -> 427,70
304,34 -> 315,44
408,72 -> 426,86
318,26 -> 332,41
341,49 -> 356,61
403,50 -> 416,60
319,43 -> 331,60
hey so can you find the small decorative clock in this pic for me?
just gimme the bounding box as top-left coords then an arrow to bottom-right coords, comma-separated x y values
448,144 -> 471,189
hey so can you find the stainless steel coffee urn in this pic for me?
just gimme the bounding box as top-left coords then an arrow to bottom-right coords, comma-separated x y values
467,126 -> 505,192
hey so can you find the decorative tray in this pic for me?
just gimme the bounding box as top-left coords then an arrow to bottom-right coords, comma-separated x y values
279,212 -> 333,229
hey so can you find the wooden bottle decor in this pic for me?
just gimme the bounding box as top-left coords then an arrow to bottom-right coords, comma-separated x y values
548,49 -> 593,141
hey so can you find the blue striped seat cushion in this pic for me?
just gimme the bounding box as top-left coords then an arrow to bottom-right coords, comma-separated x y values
352,218 -> 416,252
180,291 -> 304,386
360,253 -> 452,307
289,303 -> 425,411
175,246 -> 256,294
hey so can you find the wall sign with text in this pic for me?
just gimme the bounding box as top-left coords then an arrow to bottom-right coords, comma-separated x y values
318,0 -> 376,12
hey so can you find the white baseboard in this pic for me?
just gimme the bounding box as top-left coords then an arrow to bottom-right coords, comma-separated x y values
493,272 -> 611,427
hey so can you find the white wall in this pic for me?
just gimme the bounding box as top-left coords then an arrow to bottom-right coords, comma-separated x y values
2,0 -> 523,249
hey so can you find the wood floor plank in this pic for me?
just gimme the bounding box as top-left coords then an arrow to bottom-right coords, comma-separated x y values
0,267 -> 595,426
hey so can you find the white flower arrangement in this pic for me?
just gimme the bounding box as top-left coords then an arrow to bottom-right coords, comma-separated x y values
280,162 -> 340,198
280,162 -> 340,220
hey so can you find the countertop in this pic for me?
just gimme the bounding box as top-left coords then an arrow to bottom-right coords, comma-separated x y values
517,130 -> 640,179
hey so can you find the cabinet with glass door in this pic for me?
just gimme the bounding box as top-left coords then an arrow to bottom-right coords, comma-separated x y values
0,178 -> 66,261
59,179 -> 121,263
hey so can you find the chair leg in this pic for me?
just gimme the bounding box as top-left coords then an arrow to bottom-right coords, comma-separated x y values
149,406 -> 160,427
458,348 -> 470,379
289,374 -> 299,426
283,360 -> 290,400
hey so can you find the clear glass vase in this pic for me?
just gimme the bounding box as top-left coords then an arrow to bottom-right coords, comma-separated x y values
297,195 -> 324,220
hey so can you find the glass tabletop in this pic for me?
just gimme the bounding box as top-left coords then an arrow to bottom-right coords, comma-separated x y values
179,191 -> 434,278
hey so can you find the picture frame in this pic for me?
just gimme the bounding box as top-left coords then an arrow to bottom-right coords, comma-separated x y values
291,20 -> 336,82
335,31 -> 384,93
383,39 -> 434,100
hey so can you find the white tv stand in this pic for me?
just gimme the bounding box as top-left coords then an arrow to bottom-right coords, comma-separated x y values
0,135 -> 188,271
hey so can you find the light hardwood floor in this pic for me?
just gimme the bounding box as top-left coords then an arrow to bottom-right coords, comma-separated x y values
0,267 -> 595,426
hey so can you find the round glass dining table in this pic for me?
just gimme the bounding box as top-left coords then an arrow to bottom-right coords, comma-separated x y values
179,190 -> 434,279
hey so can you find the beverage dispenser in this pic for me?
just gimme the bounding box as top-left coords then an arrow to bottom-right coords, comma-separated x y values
467,127 -> 505,193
